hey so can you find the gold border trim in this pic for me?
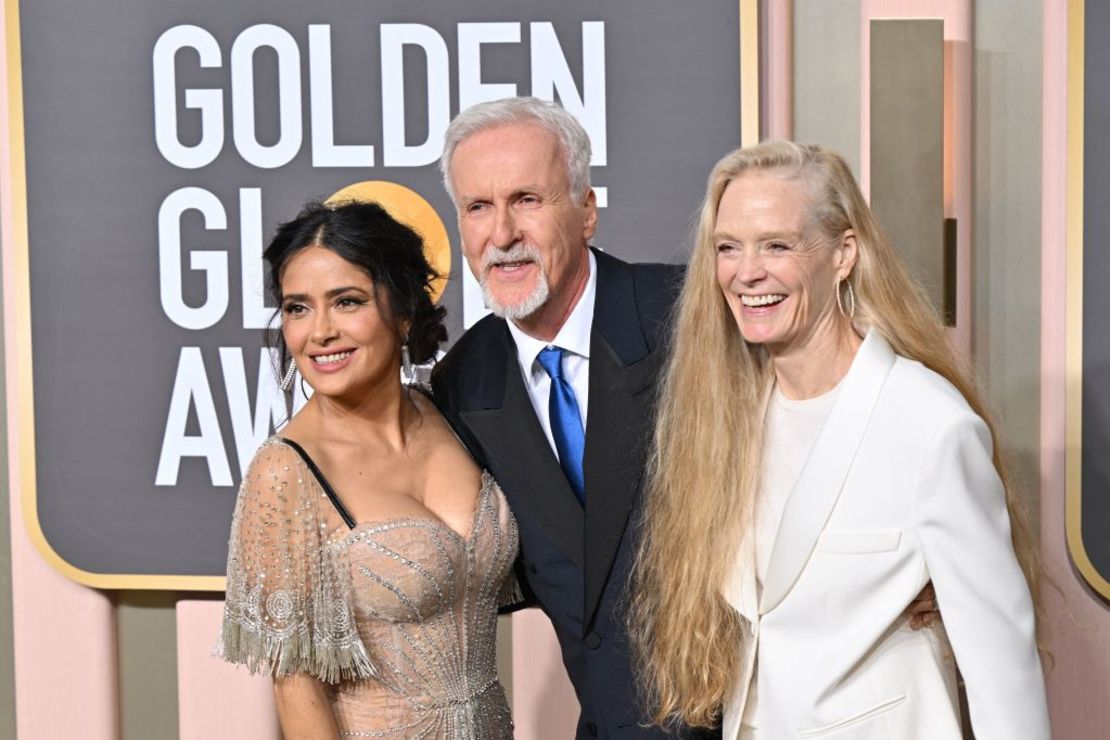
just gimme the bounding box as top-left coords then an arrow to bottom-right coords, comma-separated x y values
4,0 -> 224,591
740,0 -> 760,146
1064,0 -> 1110,599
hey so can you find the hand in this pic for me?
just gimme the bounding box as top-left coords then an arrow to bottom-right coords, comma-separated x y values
905,583 -> 940,630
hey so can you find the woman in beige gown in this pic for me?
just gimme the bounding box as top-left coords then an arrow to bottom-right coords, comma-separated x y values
217,200 -> 518,739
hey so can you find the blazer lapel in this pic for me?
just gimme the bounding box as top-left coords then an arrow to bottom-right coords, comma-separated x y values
582,251 -> 658,625
723,528 -> 760,625
759,330 -> 897,614
459,326 -> 585,570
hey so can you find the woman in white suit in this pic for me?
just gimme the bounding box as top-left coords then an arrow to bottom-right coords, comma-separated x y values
629,141 -> 1049,739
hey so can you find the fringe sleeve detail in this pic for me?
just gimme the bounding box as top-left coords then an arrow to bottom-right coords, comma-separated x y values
496,571 -> 525,610
216,439 -> 377,684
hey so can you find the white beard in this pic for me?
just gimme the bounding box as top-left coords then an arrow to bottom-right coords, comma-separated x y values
480,243 -> 551,321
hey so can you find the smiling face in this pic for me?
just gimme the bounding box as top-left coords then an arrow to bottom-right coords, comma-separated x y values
449,122 -> 597,339
714,171 -> 856,357
279,246 -> 402,401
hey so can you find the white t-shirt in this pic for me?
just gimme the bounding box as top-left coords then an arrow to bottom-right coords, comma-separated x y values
754,382 -> 842,585
743,380 -> 841,733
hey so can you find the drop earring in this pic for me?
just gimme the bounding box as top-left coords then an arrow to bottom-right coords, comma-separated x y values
280,360 -> 297,391
836,278 -> 856,320
401,342 -> 415,385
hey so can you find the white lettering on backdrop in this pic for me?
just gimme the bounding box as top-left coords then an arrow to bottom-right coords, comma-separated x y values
151,20 -> 608,486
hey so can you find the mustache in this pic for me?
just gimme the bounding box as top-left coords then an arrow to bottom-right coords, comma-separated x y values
482,243 -> 541,274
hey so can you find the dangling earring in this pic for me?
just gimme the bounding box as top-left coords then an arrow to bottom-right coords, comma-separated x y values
279,360 -> 297,391
401,342 -> 415,385
836,278 -> 856,320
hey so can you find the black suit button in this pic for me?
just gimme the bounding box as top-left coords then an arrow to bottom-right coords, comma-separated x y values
586,721 -> 598,736
584,631 -> 601,649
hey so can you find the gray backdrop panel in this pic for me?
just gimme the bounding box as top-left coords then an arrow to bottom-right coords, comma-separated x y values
1083,0 -> 1110,589
19,1 -> 742,578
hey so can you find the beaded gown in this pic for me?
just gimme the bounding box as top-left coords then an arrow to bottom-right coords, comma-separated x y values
218,438 -> 518,739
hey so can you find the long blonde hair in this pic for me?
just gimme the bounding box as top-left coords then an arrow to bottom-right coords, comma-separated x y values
627,140 -> 1040,728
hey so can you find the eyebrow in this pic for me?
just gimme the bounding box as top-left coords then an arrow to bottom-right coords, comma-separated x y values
461,187 -> 544,204
282,286 -> 370,302
713,229 -> 804,242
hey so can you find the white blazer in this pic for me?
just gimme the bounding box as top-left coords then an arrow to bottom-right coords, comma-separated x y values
721,330 -> 1049,740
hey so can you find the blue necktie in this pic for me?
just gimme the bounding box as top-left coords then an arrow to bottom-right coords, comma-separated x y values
537,346 -> 586,504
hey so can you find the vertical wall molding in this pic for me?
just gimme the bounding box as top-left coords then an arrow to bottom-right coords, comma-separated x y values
870,19 -> 946,314
794,0 -> 862,174
117,592 -> 179,740
763,0 -> 794,139
860,0 -> 973,351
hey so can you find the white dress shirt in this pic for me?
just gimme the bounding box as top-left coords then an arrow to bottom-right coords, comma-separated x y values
506,250 -> 597,460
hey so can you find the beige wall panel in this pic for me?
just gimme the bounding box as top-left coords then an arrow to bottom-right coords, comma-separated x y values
117,592 -> 179,740
495,613 -> 513,706
870,19 -> 945,312
794,0 -> 861,174
974,0 -> 1043,506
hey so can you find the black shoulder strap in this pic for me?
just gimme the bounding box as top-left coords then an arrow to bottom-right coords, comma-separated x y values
276,438 -> 357,529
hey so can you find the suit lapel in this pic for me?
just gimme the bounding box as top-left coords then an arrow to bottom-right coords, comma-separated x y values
759,330 -> 897,614
582,251 -> 657,625
454,251 -> 668,624
460,325 -> 585,570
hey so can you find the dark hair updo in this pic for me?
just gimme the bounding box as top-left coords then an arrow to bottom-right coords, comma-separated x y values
263,200 -> 447,374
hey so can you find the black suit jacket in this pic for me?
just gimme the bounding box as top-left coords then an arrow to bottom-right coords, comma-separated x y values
433,250 -> 717,740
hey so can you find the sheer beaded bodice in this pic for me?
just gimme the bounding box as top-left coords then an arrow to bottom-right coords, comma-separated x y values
328,473 -> 517,738
219,438 -> 518,739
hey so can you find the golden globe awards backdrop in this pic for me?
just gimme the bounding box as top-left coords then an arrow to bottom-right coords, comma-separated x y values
1070,0 -> 1110,601
6,1 -> 756,588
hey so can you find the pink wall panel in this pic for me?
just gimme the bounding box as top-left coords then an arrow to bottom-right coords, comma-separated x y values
176,600 -> 281,740
763,0 -> 793,139
510,608 -> 579,740
7,512 -> 117,738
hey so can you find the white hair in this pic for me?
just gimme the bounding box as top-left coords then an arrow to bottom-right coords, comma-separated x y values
439,97 -> 592,204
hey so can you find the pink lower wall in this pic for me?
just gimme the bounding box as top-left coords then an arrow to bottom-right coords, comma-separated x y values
176,601 -> 280,740
511,609 -> 580,739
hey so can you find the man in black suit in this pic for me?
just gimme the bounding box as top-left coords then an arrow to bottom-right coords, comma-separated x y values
431,97 -> 709,739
